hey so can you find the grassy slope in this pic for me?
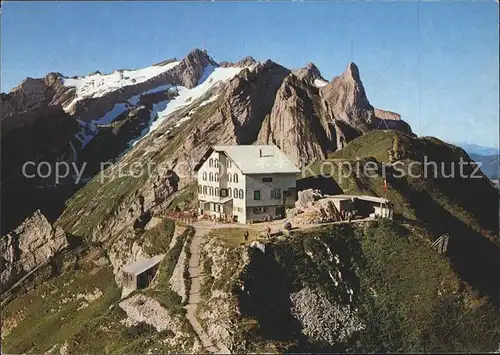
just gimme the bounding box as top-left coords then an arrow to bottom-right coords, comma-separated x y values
55,174 -> 147,239
354,221 -> 499,352
145,225 -> 195,312
55,88 -> 223,240
235,222 -> 500,352
299,130 -> 500,298
2,258 -> 120,353
2,222 -> 195,354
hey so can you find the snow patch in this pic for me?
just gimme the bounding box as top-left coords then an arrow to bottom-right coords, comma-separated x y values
127,99 -> 171,148
174,115 -> 191,128
141,84 -> 173,96
199,93 -> 220,108
62,61 -> 180,102
146,65 -> 243,137
94,103 -> 127,125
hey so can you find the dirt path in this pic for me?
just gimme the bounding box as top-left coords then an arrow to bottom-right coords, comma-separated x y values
193,217 -> 374,236
184,227 -> 224,354
182,217 -> 375,353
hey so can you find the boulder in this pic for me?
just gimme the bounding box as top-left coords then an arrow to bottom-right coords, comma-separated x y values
286,208 -> 300,220
295,189 -> 323,210
249,241 -> 265,253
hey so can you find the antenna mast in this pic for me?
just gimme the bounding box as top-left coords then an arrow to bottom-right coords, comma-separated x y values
350,39 -> 354,62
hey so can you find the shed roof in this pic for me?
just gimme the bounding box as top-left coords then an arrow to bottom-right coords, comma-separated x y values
122,254 -> 165,276
219,196 -> 233,204
211,145 -> 300,174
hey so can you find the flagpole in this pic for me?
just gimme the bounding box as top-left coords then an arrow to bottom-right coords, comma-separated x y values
383,177 -> 387,218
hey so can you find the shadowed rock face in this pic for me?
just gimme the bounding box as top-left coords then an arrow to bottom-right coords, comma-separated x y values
0,74 -> 73,136
1,83 -> 79,234
258,73 -> 330,168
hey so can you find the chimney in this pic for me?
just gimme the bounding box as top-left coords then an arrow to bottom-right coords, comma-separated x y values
259,149 -> 262,157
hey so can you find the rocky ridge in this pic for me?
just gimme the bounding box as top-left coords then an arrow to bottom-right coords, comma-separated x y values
3,49 -> 413,237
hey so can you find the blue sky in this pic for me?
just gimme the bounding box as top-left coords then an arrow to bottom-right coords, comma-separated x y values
2,1 -> 498,148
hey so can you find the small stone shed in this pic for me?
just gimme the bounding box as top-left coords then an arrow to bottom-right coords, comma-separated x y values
329,195 -> 394,219
121,255 -> 165,290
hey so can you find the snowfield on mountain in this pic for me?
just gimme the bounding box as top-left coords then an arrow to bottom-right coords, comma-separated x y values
62,60 -> 181,105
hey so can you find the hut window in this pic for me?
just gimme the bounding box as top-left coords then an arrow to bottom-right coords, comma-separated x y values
271,188 -> 281,199
209,158 -> 213,167
233,173 -> 239,183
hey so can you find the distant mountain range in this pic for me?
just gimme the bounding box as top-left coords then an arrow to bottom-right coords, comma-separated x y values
469,153 -> 499,180
448,142 -> 498,180
453,142 -> 498,156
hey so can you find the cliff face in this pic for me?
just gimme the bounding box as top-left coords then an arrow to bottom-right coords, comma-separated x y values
1,79 -> 79,234
319,62 -> 413,146
321,62 -> 374,126
257,73 -> 330,168
257,62 -> 413,167
0,74 -> 73,136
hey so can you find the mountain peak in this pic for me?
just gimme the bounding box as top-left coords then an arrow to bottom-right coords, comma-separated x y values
292,62 -> 326,86
305,62 -> 319,70
344,62 -> 361,82
184,48 -> 217,66
219,56 -> 257,68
